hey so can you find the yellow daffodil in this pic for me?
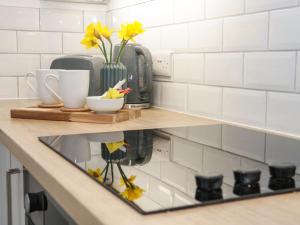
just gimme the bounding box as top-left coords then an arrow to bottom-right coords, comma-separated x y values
105,140 -> 125,153
120,175 -> 136,187
95,22 -> 114,41
87,168 -> 103,182
103,88 -> 124,99
121,185 -> 144,201
80,35 -> 98,49
118,21 -> 144,42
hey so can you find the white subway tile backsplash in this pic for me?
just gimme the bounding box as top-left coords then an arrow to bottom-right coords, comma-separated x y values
0,31 -> 17,53
0,54 -> 40,76
161,24 -> 188,50
270,7 -> 300,50
173,53 -> 204,83
84,11 -> 106,29
223,88 -> 266,127
188,84 -> 222,118
222,124 -> 265,161
267,92 -> 300,134
18,32 -> 62,54
205,53 -> 244,87
244,52 -> 296,91
173,0 -> 204,23
172,136 -> 203,172
160,82 -> 187,111
0,77 -> 18,99
136,27 -> 161,51
0,6 -> 39,30
152,81 -> 161,106
41,54 -> 63,69
223,13 -> 269,51
297,52 -> 300,92
40,8 -> 83,32
63,33 -> 99,54
206,0 -> 244,18
189,19 -> 223,52
246,0 -> 298,13
18,77 -> 38,99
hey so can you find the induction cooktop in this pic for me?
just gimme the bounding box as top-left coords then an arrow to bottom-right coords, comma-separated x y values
39,124 -> 300,214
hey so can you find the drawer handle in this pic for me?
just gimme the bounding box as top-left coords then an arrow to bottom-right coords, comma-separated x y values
6,168 -> 21,225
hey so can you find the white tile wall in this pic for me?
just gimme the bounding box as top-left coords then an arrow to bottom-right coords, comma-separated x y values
188,85 -> 222,118
18,31 -> 62,54
223,88 -> 267,127
0,6 -> 39,30
173,0 -> 204,23
0,1 -> 105,99
0,31 -> 17,53
246,0 -> 298,13
63,33 -> 99,54
269,7 -> 300,50
136,27 -> 161,51
187,125 -> 222,148
41,54 -> 63,69
161,24 -> 188,50
40,8 -> 83,32
205,53 -> 244,87
223,13 -> 269,51
0,54 -> 40,76
0,77 -> 18,99
152,81 -> 161,106
84,11 -> 106,29
160,82 -> 187,111
244,52 -> 296,91
188,19 -> 223,52
267,92 -> 300,134
18,77 -> 38,99
206,0 -> 244,18
297,52 -> 300,92
173,53 -> 204,83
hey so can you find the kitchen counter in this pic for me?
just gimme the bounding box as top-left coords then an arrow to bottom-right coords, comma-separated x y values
0,99 -> 299,225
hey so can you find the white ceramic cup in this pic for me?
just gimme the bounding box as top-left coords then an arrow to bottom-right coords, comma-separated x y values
45,70 -> 90,109
25,69 -> 61,105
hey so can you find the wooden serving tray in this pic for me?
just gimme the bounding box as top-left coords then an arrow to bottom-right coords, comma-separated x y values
10,107 -> 141,124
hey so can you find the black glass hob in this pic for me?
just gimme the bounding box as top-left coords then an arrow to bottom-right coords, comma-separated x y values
39,124 -> 300,214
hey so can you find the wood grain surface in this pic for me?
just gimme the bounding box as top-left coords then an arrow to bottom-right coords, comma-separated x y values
0,100 -> 300,225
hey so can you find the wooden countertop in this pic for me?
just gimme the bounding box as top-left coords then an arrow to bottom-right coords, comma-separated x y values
0,99 -> 299,225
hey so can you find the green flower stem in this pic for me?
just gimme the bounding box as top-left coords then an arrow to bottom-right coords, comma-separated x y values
117,163 -> 133,188
97,44 -> 105,56
101,39 -> 109,63
109,40 -> 113,63
116,40 -> 128,64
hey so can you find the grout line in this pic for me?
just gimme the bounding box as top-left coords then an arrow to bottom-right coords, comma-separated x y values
153,76 -> 300,95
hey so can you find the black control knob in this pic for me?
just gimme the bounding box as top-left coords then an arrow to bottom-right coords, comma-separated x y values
195,173 -> 223,192
269,163 -> 296,179
24,192 -> 48,213
234,169 -> 261,185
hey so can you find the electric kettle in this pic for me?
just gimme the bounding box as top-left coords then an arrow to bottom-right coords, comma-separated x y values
113,44 -> 153,109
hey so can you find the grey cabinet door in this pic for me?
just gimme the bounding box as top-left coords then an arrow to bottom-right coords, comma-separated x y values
0,143 -> 25,225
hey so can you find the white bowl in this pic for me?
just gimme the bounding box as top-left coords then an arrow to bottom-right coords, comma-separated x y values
86,97 -> 124,113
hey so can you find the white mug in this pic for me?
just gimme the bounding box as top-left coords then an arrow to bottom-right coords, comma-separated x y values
25,69 -> 61,105
45,70 -> 90,109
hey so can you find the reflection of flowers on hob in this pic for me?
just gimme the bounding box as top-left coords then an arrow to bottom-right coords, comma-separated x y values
118,165 -> 144,201
88,140 -> 144,201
